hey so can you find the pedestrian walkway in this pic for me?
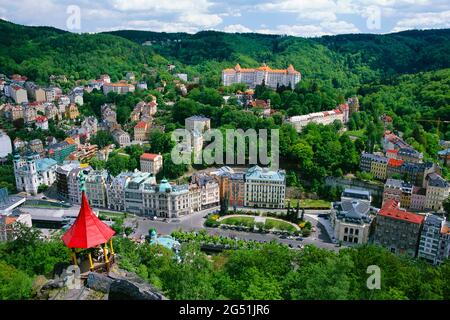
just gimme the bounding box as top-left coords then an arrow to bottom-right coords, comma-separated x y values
306,214 -> 336,243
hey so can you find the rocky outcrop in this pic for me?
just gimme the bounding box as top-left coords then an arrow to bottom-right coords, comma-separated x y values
108,271 -> 166,300
86,272 -> 114,293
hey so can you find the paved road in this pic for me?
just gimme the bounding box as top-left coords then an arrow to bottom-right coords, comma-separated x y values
128,209 -> 337,251
23,204 -> 337,251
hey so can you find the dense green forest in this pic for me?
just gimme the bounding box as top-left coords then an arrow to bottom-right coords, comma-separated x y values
1,225 -> 449,300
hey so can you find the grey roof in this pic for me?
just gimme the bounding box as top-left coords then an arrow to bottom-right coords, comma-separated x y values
335,200 -> 371,224
385,179 -> 403,188
185,115 -> 210,121
427,172 -> 449,188
424,214 -> 445,228
342,188 -> 371,201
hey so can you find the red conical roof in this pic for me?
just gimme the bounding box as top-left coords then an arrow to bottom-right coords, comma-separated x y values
62,192 -> 115,249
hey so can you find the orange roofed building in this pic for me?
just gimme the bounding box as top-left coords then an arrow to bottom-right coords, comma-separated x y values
372,199 -> 425,257
222,63 -> 301,89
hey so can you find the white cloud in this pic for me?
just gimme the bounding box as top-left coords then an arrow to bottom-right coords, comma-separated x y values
179,12 -> 223,28
111,0 -> 211,13
392,10 -> 450,31
223,24 -> 252,33
255,19 -> 359,37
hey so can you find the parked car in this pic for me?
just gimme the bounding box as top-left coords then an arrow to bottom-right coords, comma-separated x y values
279,235 -> 287,239
296,237 -> 303,241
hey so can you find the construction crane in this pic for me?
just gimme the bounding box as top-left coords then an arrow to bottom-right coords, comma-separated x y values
416,118 -> 450,136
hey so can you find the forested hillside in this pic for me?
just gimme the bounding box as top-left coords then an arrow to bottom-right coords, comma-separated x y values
0,19 -> 157,83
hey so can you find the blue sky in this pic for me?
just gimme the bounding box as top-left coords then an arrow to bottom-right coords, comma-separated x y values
1,0 -> 449,36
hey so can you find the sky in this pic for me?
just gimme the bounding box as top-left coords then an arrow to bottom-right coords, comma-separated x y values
0,0 -> 449,37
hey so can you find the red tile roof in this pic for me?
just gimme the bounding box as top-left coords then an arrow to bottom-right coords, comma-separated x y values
140,153 -> 160,161
388,158 -> 404,167
378,199 -> 424,224
135,121 -> 147,129
387,149 -> 398,154
36,116 -> 48,123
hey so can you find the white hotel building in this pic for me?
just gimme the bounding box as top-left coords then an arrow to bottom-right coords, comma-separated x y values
287,104 -> 350,132
222,64 -> 301,89
244,166 -> 286,209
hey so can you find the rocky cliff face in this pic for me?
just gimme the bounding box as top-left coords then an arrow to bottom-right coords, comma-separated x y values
86,270 -> 167,300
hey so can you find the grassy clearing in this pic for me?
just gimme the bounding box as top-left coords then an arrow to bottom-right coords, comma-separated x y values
264,219 -> 297,232
286,199 -> 331,209
221,216 -> 255,227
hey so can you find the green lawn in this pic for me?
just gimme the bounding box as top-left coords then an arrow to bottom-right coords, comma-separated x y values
98,211 -> 130,219
221,216 -> 255,227
345,129 -> 366,138
286,199 -> 331,209
264,219 -> 297,232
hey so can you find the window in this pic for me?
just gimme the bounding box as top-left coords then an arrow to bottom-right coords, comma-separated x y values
344,227 -> 348,233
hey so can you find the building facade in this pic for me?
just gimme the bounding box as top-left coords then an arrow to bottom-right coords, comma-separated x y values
222,64 -> 301,89
85,170 -> 109,208
13,154 -> 57,195
372,199 -> 424,257
244,166 -> 286,209
140,153 -> 163,175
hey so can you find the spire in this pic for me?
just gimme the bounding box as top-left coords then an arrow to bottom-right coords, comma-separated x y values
62,192 -> 115,249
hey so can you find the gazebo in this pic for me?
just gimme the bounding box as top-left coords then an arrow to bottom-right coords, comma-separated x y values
62,190 -> 116,272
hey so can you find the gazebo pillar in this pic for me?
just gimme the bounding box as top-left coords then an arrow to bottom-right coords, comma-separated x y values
88,252 -> 94,271
71,250 -> 77,266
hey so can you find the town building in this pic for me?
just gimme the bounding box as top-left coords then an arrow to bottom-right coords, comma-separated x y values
418,214 -> 449,265
13,154 -> 57,195
85,170 -> 109,208
69,88 -> 84,106
0,188 -> 28,241
47,139 -> 77,164
341,188 -> 372,205
103,82 -> 135,95
134,121 -> 150,142
111,129 -> 131,147
411,186 -> 427,211
222,64 -> 301,89
424,172 -> 450,211
69,143 -> 98,163
24,82 -> 46,102
372,199 -> 425,257
244,166 -> 286,209
330,189 -> 373,245
191,173 -> 220,210
140,153 -> 163,175
67,165 -> 92,204
383,179 -> 413,208
35,115 -> 49,130
65,103 -> 80,120
211,166 -> 246,208
55,161 -> 83,201
23,105 -> 37,124
28,139 -> 44,155
107,172 -> 133,211
124,171 -> 157,214
287,104 -> 349,132
398,147 -> 423,164
80,116 -> 98,138
347,96 -> 360,115
10,85 -> 28,104
0,130 -> 12,163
